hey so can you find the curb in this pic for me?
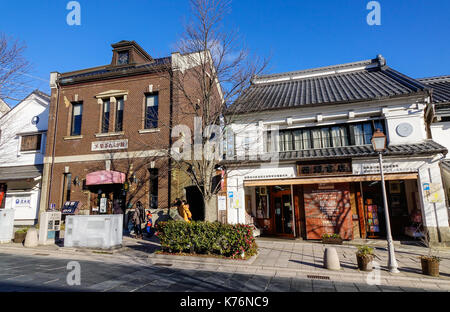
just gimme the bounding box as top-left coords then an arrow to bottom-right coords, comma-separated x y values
148,252 -> 257,265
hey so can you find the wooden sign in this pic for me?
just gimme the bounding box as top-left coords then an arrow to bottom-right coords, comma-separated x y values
297,160 -> 352,176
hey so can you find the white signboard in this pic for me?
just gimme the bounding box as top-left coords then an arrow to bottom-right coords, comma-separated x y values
218,196 -> 226,211
352,160 -> 422,175
92,139 -> 128,152
100,198 -> 107,213
13,196 -> 31,208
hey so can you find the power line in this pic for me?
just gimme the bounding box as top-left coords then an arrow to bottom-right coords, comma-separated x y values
0,67 -> 48,83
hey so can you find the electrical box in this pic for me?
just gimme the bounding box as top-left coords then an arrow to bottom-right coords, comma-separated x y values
39,211 -> 62,245
0,209 -> 15,243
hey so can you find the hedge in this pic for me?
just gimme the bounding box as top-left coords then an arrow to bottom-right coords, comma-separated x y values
156,221 -> 258,258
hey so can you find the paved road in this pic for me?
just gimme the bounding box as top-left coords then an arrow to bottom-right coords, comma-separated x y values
0,252 -> 438,292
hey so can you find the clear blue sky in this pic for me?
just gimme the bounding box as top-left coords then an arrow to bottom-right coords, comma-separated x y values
1,0 -> 449,105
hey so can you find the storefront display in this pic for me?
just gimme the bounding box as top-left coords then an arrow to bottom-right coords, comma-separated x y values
365,199 -> 380,238
0,184 -> 7,208
304,183 -> 353,240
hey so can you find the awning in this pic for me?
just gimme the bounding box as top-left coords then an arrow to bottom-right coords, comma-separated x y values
0,165 -> 43,181
243,173 -> 418,187
86,170 -> 126,186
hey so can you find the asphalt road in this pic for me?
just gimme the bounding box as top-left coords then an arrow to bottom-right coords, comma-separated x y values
0,252 -> 437,292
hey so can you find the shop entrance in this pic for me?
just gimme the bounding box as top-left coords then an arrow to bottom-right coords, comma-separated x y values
270,186 -> 294,237
88,184 -> 125,215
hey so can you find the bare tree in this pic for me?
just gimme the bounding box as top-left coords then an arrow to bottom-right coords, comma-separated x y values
0,33 -> 30,103
156,0 -> 268,221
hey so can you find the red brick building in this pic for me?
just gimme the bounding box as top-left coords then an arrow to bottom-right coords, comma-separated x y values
39,41 -> 206,216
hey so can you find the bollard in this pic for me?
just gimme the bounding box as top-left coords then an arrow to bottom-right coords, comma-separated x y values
324,247 -> 341,271
24,228 -> 39,248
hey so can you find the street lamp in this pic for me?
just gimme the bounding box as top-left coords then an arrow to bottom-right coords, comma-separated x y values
371,129 -> 400,273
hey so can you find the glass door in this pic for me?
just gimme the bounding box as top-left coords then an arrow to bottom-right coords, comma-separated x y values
272,187 -> 294,236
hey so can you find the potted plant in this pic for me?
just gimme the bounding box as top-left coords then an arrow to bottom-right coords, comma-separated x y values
419,230 -> 441,277
356,245 -> 374,271
13,227 -> 29,244
321,233 -> 343,245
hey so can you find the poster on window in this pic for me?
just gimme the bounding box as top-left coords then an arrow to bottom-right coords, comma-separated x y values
304,183 -> 353,240
0,184 -> 6,208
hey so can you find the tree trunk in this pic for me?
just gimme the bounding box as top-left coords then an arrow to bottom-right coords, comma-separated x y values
204,194 -> 218,222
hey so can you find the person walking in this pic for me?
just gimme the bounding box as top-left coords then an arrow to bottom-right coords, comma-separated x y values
132,202 -> 144,239
180,200 -> 192,223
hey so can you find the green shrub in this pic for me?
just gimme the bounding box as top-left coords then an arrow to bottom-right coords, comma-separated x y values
356,245 -> 374,257
15,227 -> 29,234
156,221 -> 258,259
322,233 -> 341,239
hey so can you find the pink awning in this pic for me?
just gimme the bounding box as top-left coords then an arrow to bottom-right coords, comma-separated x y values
86,170 -> 126,186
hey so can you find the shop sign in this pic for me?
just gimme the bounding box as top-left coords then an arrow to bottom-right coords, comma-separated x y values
218,196 -> 226,211
13,196 -> 31,209
62,201 -> 81,214
99,197 -> 107,213
297,160 -> 352,176
423,183 -> 443,203
353,160 -> 420,175
91,139 -> 128,151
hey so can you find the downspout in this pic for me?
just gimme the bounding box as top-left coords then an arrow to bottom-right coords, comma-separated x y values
167,68 -> 174,213
47,77 -> 61,210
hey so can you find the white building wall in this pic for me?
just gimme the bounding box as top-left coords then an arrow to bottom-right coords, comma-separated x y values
0,93 -> 49,167
0,92 -> 49,225
430,122 -> 450,160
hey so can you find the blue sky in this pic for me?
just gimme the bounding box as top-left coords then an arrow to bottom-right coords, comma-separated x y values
1,0 -> 449,105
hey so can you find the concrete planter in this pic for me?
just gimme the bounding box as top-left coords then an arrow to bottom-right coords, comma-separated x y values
421,257 -> 440,277
356,254 -> 373,271
322,237 -> 343,245
13,231 -> 27,244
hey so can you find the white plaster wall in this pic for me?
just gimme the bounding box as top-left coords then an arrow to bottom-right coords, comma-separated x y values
384,105 -> 428,145
430,122 -> 450,159
229,96 -> 429,156
417,157 -> 449,229
0,93 -> 49,167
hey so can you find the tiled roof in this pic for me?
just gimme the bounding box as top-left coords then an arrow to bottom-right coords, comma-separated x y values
418,75 -> 450,104
442,159 -> 450,171
59,57 -> 171,85
228,55 -> 429,114
225,140 -> 447,163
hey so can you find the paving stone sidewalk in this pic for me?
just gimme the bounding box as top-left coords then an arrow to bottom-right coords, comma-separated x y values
1,236 -> 449,291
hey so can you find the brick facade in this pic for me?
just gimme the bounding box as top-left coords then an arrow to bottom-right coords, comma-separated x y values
42,41 -> 195,214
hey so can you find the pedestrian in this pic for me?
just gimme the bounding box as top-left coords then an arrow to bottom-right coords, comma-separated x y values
145,210 -> 155,237
180,200 -> 192,223
133,202 -> 144,239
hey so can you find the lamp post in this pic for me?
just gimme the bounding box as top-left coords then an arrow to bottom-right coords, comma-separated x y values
371,129 -> 400,273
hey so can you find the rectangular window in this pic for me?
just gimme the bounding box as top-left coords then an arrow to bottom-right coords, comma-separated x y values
274,119 -> 385,152
115,98 -> 124,132
71,103 -> 83,136
145,94 -> 159,129
20,134 -> 42,152
61,173 -> 72,206
102,100 -> 111,133
149,169 -> 158,209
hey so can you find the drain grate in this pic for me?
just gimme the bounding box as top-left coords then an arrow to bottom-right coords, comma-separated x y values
153,263 -> 173,267
307,275 -> 330,280
33,253 -> 50,256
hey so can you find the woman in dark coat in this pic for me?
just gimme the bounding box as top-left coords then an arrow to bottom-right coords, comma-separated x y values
133,202 -> 145,239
